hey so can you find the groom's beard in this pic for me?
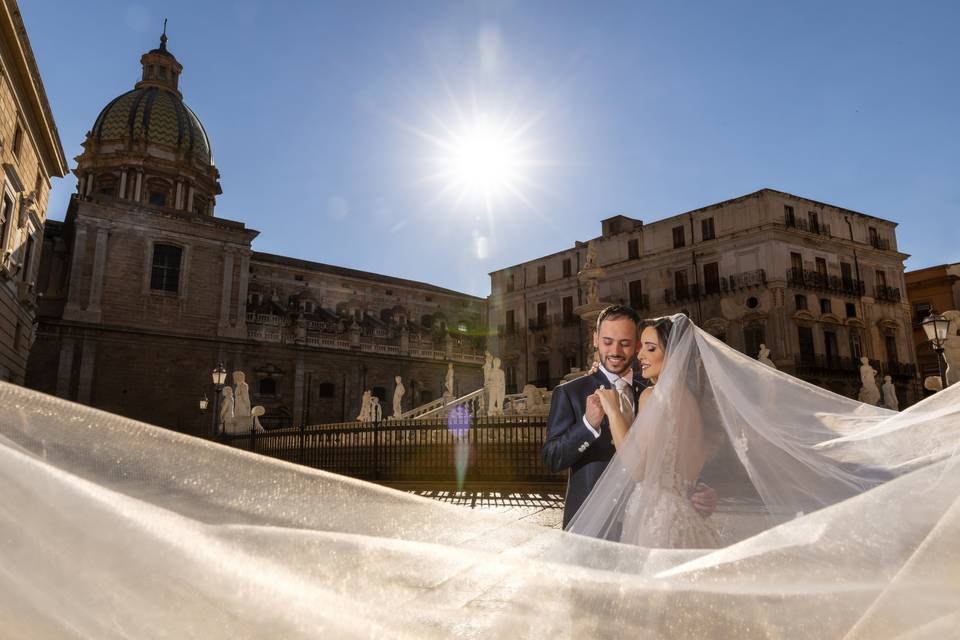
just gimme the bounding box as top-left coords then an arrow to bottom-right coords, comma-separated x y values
602,354 -> 632,375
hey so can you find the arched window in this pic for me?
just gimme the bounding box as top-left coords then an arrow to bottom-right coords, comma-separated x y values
150,243 -> 182,292
97,175 -> 117,196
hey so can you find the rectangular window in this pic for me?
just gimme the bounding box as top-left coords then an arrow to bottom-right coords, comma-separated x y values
744,324 -> 766,359
875,269 -> 887,287
703,262 -> 720,294
808,211 -> 820,233
506,272 -> 515,292
12,123 -> 23,157
0,194 -> 13,251
562,258 -> 572,278
672,226 -> 685,249
21,235 -> 35,281
824,331 -> 839,365
815,257 -> 828,278
784,205 -> 796,225
317,382 -> 336,398
840,261 -> 853,286
505,366 -> 517,394
701,217 -> 715,241
536,360 -> 550,387
869,227 -> 879,245
536,301 -> 547,327
150,244 -> 183,293
537,265 -> 546,285
628,279 -> 644,309
795,294 -> 808,311
562,295 -> 574,322
914,302 -> 932,324
149,191 -> 167,207
791,252 -> 804,273
505,309 -> 515,331
885,335 -> 898,364
845,302 -> 856,318
674,270 -> 688,298
627,238 -> 640,259
820,298 -> 832,314
850,332 -> 863,361
798,326 -> 815,364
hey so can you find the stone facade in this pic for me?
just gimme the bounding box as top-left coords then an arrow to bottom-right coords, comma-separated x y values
488,189 -> 920,405
26,35 -> 484,435
904,263 -> 960,383
0,0 -> 67,383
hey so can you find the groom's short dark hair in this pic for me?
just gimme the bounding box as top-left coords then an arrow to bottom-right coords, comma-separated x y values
595,305 -> 641,332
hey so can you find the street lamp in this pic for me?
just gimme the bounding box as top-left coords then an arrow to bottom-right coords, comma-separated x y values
921,311 -> 950,390
199,394 -> 209,412
210,362 -> 228,436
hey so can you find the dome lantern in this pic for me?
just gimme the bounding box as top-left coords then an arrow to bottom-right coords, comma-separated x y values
135,21 -> 183,97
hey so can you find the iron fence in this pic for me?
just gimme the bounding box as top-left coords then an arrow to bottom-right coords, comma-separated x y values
220,415 -> 565,485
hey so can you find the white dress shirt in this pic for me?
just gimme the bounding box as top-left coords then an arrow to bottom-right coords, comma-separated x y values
583,363 -> 634,438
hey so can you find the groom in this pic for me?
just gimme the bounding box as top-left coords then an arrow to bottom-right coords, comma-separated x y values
542,305 -> 716,528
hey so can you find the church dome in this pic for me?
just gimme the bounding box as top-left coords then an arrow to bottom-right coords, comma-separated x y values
90,86 -> 212,166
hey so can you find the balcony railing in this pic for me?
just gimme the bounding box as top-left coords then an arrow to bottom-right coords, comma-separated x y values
793,355 -> 916,379
664,269 -> 767,303
874,285 -> 902,303
787,268 -> 865,297
528,318 -> 550,332
629,293 -> 650,311
785,213 -> 831,237
497,324 -> 518,336
869,236 -> 892,250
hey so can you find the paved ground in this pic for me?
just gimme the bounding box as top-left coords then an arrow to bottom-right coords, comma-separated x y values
409,489 -> 566,528
411,488 -> 778,541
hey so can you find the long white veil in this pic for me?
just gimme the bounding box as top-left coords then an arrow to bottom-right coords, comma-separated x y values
567,314 -> 944,544
2,358 -> 959,637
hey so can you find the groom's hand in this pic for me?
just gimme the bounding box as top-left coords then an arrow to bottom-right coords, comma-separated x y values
691,482 -> 717,517
585,391 -> 604,429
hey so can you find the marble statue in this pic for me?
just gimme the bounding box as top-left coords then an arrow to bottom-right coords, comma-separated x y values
219,386 -> 234,434
582,242 -> 597,270
757,344 -> 777,369
941,310 -> 960,386
881,375 -> 899,411
370,396 -> 382,423
585,279 -> 599,305
489,357 -> 505,416
858,357 -> 881,405
356,390 -> 372,422
482,352 -> 493,415
392,376 -> 405,419
233,371 -> 251,418
445,363 -> 455,397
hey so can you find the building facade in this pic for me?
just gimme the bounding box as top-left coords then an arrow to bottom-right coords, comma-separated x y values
0,0 -> 67,383
489,189 -> 919,405
904,263 -> 960,383
26,36 -> 485,435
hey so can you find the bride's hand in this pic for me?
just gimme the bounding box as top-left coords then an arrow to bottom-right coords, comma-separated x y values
595,387 -> 620,416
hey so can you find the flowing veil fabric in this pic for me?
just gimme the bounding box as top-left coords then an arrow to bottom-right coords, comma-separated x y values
1,353 -> 959,637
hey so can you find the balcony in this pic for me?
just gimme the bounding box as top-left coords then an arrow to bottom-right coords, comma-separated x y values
664,270 -> 767,303
869,236 -> 892,251
629,293 -> 650,311
785,213 -> 831,237
787,268 -> 865,297
874,285 -> 902,304
884,361 -> 916,378
497,324 -> 519,336
528,318 -> 551,332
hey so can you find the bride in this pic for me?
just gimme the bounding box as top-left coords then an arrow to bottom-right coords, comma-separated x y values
592,316 -> 721,548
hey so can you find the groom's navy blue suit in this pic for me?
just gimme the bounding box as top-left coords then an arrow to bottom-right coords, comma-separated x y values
542,368 -> 645,527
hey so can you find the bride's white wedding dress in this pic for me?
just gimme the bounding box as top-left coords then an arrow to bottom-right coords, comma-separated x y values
620,420 -> 720,548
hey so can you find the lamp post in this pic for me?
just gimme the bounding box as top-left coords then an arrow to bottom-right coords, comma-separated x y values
210,362 -> 228,437
921,311 -> 950,391
199,394 -> 209,433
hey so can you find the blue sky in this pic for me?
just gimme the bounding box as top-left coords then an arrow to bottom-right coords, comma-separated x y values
23,1 -> 960,297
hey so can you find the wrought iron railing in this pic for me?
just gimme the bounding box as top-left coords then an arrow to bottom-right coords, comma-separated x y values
664,270 -> 766,303
870,236 -> 892,250
787,268 -> 865,297
874,285 -> 902,303
219,415 -> 564,485
785,212 -> 831,236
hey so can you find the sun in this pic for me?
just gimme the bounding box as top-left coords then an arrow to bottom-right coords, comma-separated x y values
446,118 -> 522,198
422,110 -> 540,213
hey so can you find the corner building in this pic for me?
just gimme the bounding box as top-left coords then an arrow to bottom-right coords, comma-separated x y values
488,189 -> 919,405
27,36 -> 485,434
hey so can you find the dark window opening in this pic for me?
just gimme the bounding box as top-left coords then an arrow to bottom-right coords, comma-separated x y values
537,265 -> 546,285
744,324 -> 765,359
149,191 -> 167,207
672,226 -> 685,249
628,279 -> 644,309
258,378 -> 277,396
701,217 -> 715,241
798,326 -> 815,364
627,238 -> 640,259
317,383 -> 335,398
703,262 -> 720,294
845,302 -> 856,318
149,244 -> 182,293
562,258 -> 572,277
795,294 -> 808,311
820,298 -> 832,314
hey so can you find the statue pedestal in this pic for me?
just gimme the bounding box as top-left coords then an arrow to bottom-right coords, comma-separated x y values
574,301 -> 608,370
